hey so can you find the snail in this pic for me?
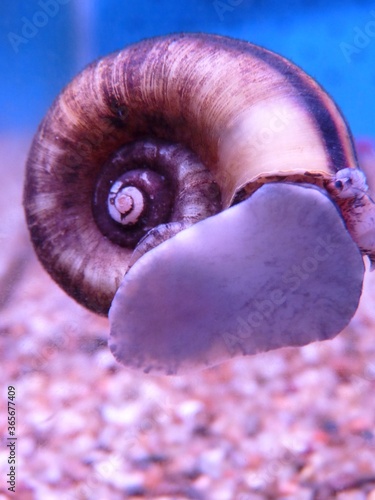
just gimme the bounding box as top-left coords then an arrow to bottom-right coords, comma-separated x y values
23,33 -> 375,375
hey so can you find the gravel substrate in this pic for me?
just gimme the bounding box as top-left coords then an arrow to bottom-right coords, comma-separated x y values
0,135 -> 375,499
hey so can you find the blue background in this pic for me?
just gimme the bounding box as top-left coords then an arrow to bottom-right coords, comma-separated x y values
1,0 -> 374,137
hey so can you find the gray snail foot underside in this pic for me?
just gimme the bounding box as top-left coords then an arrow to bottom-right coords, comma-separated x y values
109,182 -> 364,375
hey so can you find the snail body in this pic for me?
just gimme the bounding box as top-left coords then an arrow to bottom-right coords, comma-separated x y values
24,33 -> 374,374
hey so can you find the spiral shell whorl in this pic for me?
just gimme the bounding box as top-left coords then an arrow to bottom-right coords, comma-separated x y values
24,33 -> 359,315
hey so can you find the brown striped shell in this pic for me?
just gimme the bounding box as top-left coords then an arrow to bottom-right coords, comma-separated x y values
24,33 -> 368,319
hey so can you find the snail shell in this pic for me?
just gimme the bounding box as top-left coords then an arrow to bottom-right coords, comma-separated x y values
24,33 -> 372,374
